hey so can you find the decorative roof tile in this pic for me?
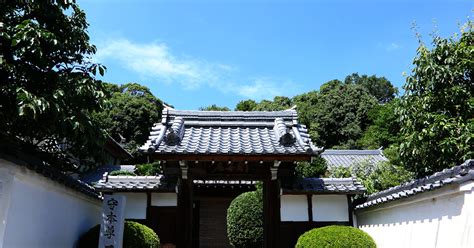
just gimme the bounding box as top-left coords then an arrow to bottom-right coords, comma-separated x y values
356,159 -> 474,210
321,149 -> 388,168
283,177 -> 366,194
94,175 -> 176,192
140,109 -> 322,156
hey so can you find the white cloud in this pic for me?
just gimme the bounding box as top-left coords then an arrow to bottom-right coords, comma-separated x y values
386,42 -> 401,51
95,38 -> 297,100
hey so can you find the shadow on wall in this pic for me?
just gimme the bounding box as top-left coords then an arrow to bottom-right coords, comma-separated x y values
357,187 -> 466,226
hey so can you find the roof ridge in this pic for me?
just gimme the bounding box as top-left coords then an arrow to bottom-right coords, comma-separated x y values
356,159 -> 474,209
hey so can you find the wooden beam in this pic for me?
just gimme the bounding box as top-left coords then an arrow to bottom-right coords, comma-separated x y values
307,194 -> 313,222
146,192 -> 151,226
347,195 -> 354,227
176,178 -> 193,248
263,178 -> 281,248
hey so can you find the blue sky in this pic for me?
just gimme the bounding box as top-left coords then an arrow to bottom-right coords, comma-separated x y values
80,0 -> 473,110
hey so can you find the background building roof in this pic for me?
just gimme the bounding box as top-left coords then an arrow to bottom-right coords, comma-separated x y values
321,149 -> 388,168
356,159 -> 474,210
282,177 -> 366,194
140,109 -> 322,157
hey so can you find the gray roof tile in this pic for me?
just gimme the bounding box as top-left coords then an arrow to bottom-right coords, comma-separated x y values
283,177 -> 366,194
141,109 -> 322,156
94,175 -> 176,192
356,159 -> 474,210
321,149 -> 388,168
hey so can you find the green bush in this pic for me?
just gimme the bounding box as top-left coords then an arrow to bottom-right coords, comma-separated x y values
295,156 -> 328,178
77,221 -> 160,248
227,190 -> 263,248
135,161 -> 162,176
109,170 -> 137,176
296,225 -> 376,248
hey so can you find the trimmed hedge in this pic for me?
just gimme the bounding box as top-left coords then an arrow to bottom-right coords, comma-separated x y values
227,190 -> 263,248
109,170 -> 137,176
77,221 -> 160,248
296,225 -> 376,248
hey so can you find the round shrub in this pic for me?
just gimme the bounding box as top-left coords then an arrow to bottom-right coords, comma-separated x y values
227,190 -> 263,248
77,221 -> 160,248
296,225 -> 376,248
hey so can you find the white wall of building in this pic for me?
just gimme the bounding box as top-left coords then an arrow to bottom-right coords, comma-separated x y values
357,182 -> 474,248
0,159 -> 102,248
280,194 -> 349,222
151,193 -> 177,207
116,192 -> 147,219
312,195 -> 349,222
281,195 -> 308,221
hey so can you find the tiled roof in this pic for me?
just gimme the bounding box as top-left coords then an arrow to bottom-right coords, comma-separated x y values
356,159 -> 474,210
81,165 -> 135,184
0,146 -> 101,200
283,178 -> 366,194
321,149 -> 388,168
94,175 -> 176,192
140,109 -> 321,156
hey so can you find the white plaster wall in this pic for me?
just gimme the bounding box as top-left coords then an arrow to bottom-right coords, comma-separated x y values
151,193 -> 177,207
312,195 -> 349,221
281,195 -> 308,221
0,159 -> 102,248
357,182 -> 474,248
116,192 -> 147,219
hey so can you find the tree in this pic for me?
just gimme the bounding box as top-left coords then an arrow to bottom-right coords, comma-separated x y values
328,160 -> 413,194
93,83 -> 163,156
292,90 -> 319,129
235,99 -> 257,111
0,1 -> 107,171
398,21 -> 473,177
199,104 -> 230,111
309,80 -> 377,148
344,73 -> 398,103
253,96 -> 293,111
295,156 -> 328,178
357,99 -> 401,149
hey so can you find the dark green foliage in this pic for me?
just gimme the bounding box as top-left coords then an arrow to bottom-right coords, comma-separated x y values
344,73 -> 398,103
77,221 -> 160,248
329,160 -> 413,194
109,171 -> 136,176
357,99 -> 401,149
398,21 -> 473,177
0,1 -> 108,171
93,83 -> 163,157
135,161 -> 162,176
235,99 -> 258,111
309,80 -> 378,148
227,190 -> 263,248
295,156 -> 328,178
295,225 -> 376,248
253,96 -> 293,111
199,104 -> 230,111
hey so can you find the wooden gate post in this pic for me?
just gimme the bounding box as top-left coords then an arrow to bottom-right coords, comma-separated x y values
263,163 -> 281,248
177,161 -> 193,248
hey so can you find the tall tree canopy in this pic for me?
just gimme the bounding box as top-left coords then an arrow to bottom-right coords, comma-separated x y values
0,1 -> 107,171
235,99 -> 258,111
306,80 -> 378,148
398,21 -> 473,177
344,73 -> 398,103
94,83 -> 163,156
199,104 -> 230,111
